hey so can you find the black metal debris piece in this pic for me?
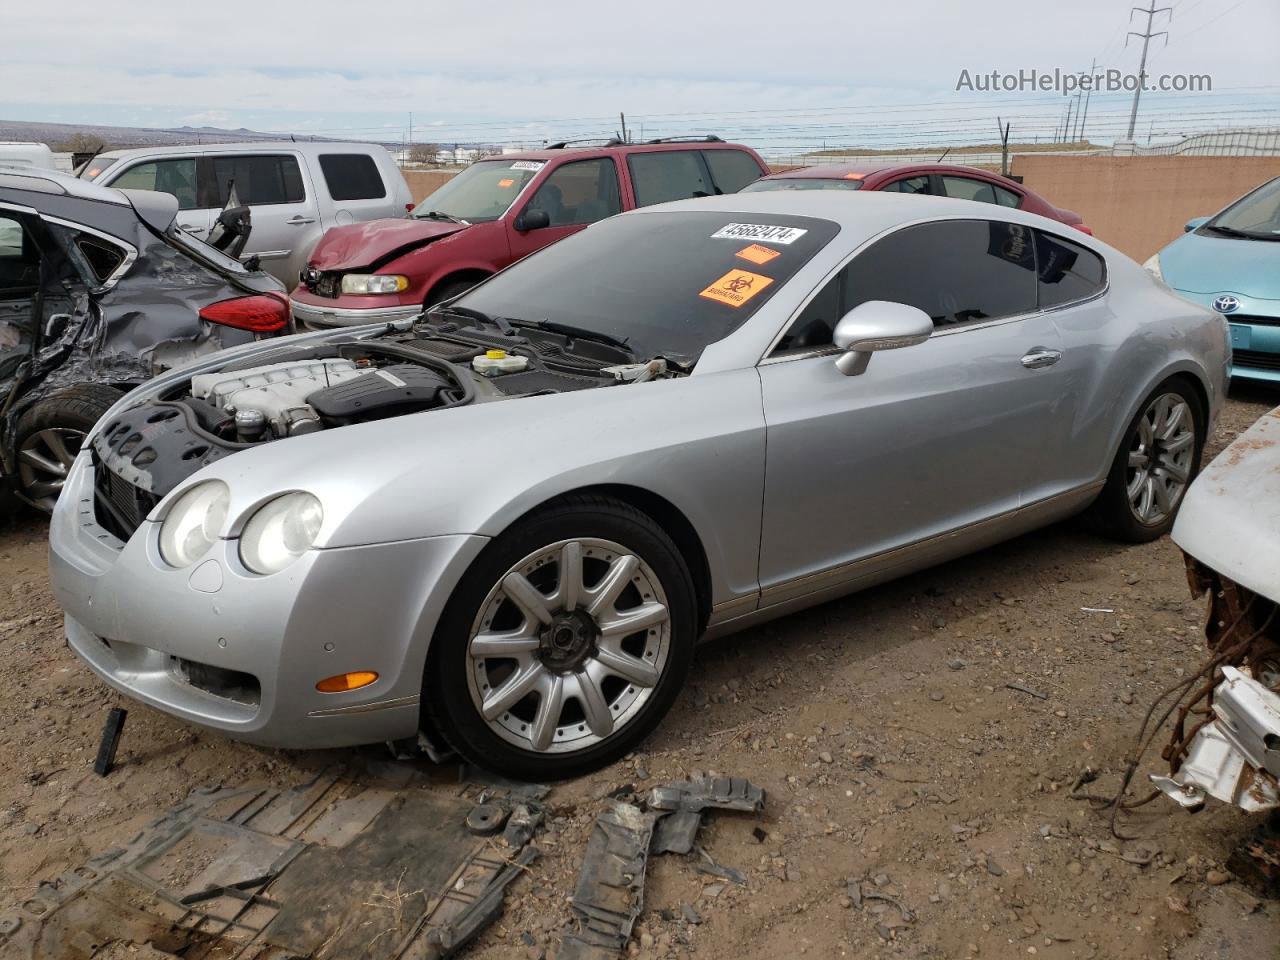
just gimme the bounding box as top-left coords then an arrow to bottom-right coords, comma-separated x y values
647,773 -> 766,855
0,764 -> 544,960
92,707 -> 127,776
558,801 -> 658,960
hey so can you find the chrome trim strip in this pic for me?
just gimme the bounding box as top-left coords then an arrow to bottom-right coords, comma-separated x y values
307,693 -> 421,718
290,300 -> 423,327
757,481 -> 1104,610
707,592 -> 757,626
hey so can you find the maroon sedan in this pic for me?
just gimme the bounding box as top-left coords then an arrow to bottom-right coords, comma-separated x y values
290,138 -> 768,328
742,162 -> 1091,234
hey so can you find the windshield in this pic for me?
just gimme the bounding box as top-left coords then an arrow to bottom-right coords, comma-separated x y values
741,177 -> 864,193
1206,177 -> 1280,239
457,211 -> 839,363
412,159 -> 544,223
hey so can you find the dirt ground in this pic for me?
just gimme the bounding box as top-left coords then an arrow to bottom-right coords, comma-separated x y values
2,387 -> 1278,960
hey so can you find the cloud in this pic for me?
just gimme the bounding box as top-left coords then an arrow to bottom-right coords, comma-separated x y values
176,109 -> 233,128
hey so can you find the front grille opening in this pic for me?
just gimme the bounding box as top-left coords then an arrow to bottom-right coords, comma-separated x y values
92,455 -> 158,542
1233,349 -> 1280,372
172,657 -> 261,706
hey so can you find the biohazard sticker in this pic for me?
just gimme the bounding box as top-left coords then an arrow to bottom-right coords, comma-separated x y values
711,223 -> 808,245
699,269 -> 774,308
510,161 -> 546,171
498,178 -> 515,187
735,243 -> 781,266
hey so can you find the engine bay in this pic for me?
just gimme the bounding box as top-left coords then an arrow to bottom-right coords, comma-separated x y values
91,314 -> 681,500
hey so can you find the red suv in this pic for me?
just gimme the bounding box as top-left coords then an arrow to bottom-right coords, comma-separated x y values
290,137 -> 769,328
743,162 -> 1091,234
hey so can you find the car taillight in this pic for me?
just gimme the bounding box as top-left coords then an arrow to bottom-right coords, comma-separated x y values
199,293 -> 290,333
406,202 -> 415,213
1072,223 -> 1094,235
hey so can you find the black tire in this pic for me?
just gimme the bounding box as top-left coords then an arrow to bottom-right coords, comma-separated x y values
425,279 -> 483,308
13,383 -> 120,514
1087,376 -> 1205,543
424,494 -> 697,781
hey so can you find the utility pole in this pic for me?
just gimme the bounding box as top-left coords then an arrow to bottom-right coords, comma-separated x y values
1064,99 -> 1075,145
619,112 -> 628,143
1079,58 -> 1098,143
1126,4 -> 1171,140
409,112 -> 413,150
996,118 -> 1011,176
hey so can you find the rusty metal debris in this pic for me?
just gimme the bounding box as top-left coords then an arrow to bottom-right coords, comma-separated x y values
0,764 -> 543,959
1075,556 -> 1279,840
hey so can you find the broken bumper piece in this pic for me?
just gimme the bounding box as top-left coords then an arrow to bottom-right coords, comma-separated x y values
1151,666 -> 1280,813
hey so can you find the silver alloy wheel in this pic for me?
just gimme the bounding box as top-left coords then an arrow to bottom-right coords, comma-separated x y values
1126,392 -> 1195,526
466,538 -> 672,754
16,428 -> 84,512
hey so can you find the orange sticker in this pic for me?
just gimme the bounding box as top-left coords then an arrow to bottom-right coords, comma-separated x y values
843,172 -> 865,180
699,269 -> 774,308
497,178 -> 515,187
735,243 -> 781,266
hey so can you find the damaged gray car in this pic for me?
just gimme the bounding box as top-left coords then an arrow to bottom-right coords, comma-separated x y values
0,169 -> 288,514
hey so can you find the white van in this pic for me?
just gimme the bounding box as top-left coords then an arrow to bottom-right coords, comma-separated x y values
87,142 -> 414,288
0,142 -> 57,171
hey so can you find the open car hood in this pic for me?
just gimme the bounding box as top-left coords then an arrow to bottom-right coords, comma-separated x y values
1173,406 -> 1280,604
307,218 -> 470,271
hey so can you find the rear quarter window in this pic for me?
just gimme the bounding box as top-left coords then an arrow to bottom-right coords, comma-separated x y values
703,149 -> 766,193
318,153 -> 387,201
1036,231 -> 1106,308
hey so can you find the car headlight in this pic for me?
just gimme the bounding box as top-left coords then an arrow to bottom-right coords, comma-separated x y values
158,481 -> 230,568
239,492 -> 324,575
1142,254 -> 1163,282
340,274 -> 409,295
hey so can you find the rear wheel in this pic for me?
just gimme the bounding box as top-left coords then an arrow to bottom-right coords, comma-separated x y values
424,495 -> 696,780
1087,377 -> 1204,543
13,384 -> 120,514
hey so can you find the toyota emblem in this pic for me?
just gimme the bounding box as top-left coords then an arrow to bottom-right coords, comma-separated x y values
1213,295 -> 1241,314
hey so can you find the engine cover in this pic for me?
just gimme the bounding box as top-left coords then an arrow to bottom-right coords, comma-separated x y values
190,359 -> 366,436
306,364 -> 452,423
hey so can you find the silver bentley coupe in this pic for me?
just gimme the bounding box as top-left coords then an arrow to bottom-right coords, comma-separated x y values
48,192 -> 1229,779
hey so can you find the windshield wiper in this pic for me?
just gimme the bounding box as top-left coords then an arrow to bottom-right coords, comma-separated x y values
1203,223 -> 1276,240
415,210 -> 467,224
510,319 -> 632,352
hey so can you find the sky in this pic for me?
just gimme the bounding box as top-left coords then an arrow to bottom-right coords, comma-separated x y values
4,0 -> 1278,153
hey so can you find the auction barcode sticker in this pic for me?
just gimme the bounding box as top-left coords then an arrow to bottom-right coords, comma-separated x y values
711,223 -> 808,245
510,160 -> 546,171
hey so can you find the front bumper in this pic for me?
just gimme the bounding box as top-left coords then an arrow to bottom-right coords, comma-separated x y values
1172,288 -> 1280,384
49,453 -> 488,749
289,294 -> 422,331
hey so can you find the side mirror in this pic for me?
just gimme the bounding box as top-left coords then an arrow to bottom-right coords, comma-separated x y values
515,208 -> 551,232
832,300 -> 933,376
1184,216 -> 1210,233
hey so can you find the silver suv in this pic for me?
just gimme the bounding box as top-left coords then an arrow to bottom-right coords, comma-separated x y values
86,142 -> 413,287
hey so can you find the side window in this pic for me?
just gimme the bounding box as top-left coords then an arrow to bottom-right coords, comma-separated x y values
208,155 -> 305,207
76,235 -> 128,284
880,176 -> 931,195
526,158 -> 621,227
1036,230 -> 1106,308
993,184 -> 1022,207
703,149 -> 765,194
774,220 -> 1038,353
627,151 -> 714,207
941,176 -> 997,205
111,159 -> 200,210
0,213 -> 38,292
318,154 -> 386,201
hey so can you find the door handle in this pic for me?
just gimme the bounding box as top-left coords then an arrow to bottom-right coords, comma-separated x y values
179,223 -> 206,234
286,216 -> 316,226
1021,348 -> 1062,369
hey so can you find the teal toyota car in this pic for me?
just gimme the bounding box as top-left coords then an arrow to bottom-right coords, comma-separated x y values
1146,176 -> 1280,383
